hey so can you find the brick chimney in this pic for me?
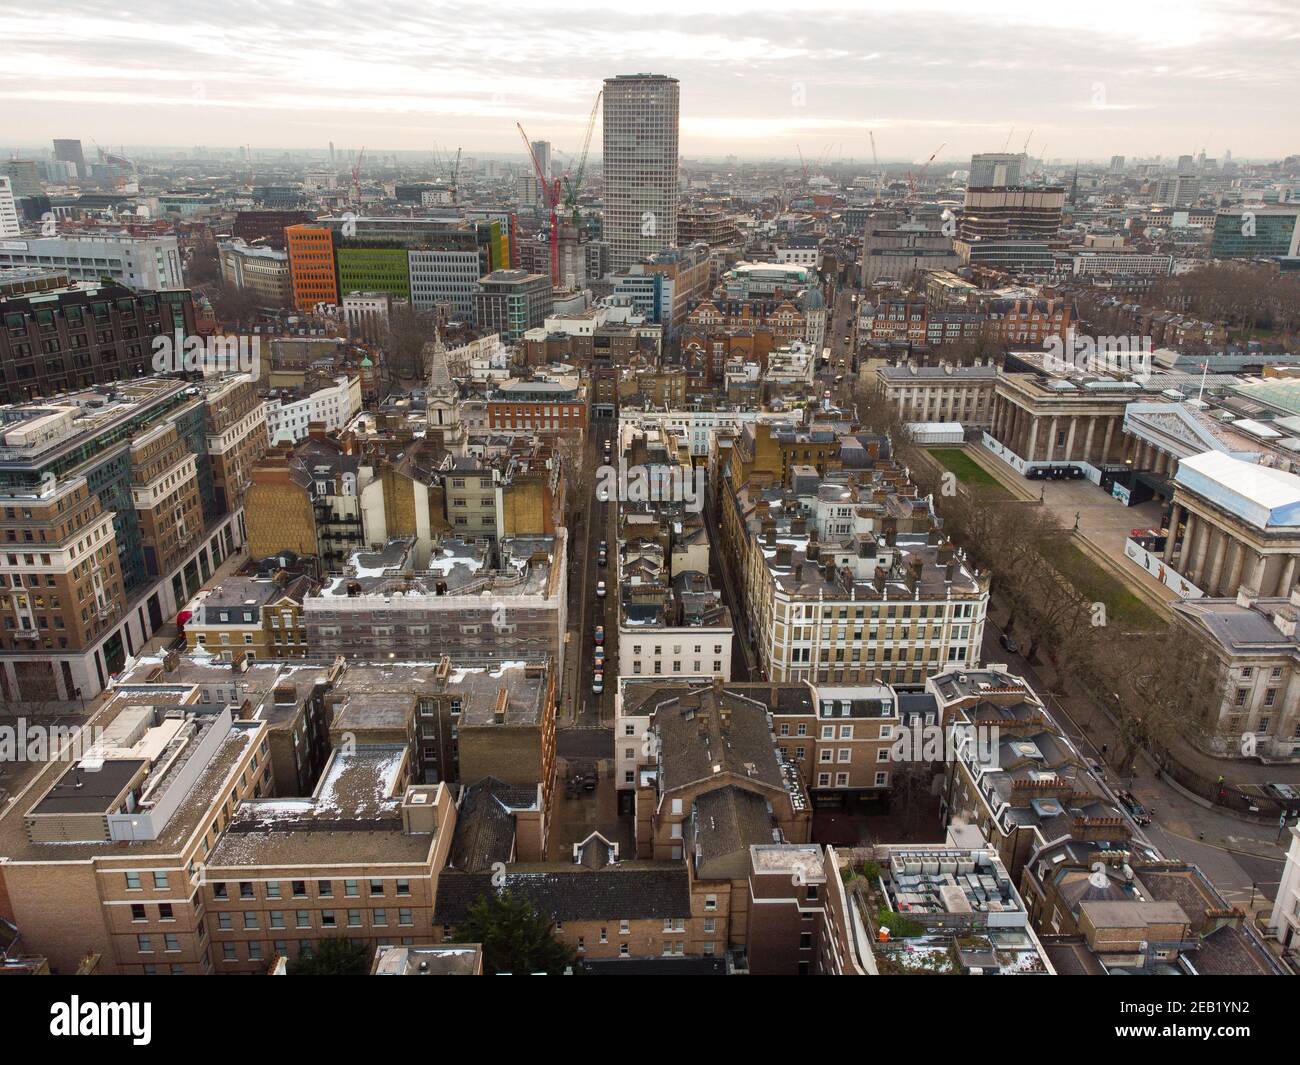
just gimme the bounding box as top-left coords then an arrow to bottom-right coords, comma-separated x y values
1070,816 -> 1129,841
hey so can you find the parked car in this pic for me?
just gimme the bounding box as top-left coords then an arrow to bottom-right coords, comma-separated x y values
999,632 -> 1019,654
1116,789 -> 1152,825
596,580 -> 606,597
594,625 -> 604,645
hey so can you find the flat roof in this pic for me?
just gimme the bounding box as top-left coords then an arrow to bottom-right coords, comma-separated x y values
29,759 -> 144,816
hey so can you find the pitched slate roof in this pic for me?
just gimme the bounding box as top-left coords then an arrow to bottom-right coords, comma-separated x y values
693,785 -> 776,863
1193,923 -> 1282,976
654,685 -> 786,794
448,778 -> 532,873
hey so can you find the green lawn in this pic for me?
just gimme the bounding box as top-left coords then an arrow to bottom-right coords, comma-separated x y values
1039,538 -> 1164,631
926,448 -> 1008,495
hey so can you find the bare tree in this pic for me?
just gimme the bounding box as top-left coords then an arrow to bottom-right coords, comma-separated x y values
552,433 -> 591,521
383,304 -> 438,384
1082,627 -> 1221,774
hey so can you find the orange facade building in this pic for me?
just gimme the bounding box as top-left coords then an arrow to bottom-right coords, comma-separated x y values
285,224 -> 338,312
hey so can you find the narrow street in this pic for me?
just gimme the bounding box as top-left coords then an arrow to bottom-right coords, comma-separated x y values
560,417 -> 616,732
703,492 -> 757,682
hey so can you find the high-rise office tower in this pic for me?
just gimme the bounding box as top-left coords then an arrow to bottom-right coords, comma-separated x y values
4,160 -> 40,198
0,176 -> 19,237
531,140 -> 552,180
968,152 -> 1026,188
602,73 -> 679,270
52,138 -> 86,178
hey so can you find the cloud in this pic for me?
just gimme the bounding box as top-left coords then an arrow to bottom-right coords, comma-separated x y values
0,0 -> 1293,158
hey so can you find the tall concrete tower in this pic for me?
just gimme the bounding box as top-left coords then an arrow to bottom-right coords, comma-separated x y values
531,140 -> 552,180
602,73 -> 679,271
52,138 -> 86,179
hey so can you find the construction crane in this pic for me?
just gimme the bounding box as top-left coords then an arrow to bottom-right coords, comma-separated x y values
517,123 -> 563,282
350,146 -> 366,204
561,89 -> 602,225
907,142 -> 945,196
796,144 -> 810,185
869,131 -> 882,195
432,144 -> 462,203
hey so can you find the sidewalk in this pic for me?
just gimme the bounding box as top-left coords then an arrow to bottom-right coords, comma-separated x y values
989,599 -> 1294,838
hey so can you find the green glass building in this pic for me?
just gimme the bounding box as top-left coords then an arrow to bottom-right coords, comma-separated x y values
336,243 -> 411,300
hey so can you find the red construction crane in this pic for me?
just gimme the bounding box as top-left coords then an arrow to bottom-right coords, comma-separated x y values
517,123 -> 563,283
907,141 -> 945,196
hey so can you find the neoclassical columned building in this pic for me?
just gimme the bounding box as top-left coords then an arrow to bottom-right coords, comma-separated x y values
1122,401 -> 1264,486
988,370 -> 1134,466
1169,452 -> 1300,599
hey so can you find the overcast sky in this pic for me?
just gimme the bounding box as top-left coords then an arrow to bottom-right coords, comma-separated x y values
2,0 -> 1296,164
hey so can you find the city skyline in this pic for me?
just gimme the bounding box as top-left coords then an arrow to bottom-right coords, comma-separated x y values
1,0 -> 1296,162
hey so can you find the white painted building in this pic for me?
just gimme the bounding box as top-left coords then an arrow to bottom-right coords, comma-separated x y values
766,341 -> 817,387
0,175 -> 19,238
1272,825 -> 1300,954
618,622 -> 732,685
263,374 -> 363,445
618,406 -> 802,458
1073,251 -> 1175,276
774,243 -> 821,269
342,291 -> 394,338
0,233 -> 184,288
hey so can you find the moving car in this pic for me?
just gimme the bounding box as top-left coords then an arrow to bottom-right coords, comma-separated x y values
597,487 -> 609,502
597,540 -> 608,565
593,646 -> 605,666
1116,789 -> 1152,825
592,672 -> 604,694
594,625 -> 604,645
999,632 -> 1019,654
596,580 -> 606,597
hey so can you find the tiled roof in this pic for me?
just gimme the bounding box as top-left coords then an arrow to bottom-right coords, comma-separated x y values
693,786 -> 776,862
449,778 -> 524,873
